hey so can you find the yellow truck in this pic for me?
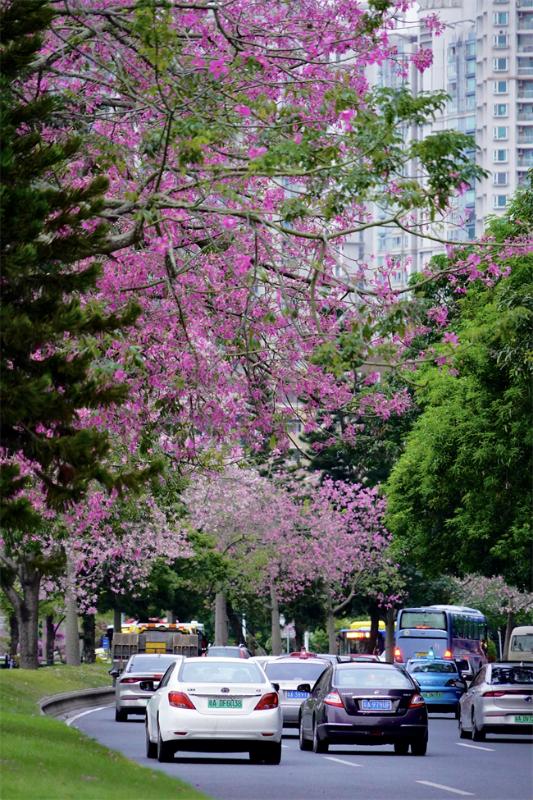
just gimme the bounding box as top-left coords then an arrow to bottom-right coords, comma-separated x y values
111,622 -> 200,675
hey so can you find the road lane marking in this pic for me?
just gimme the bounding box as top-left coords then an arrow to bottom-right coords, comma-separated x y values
456,742 -> 494,752
66,704 -> 113,726
416,781 -> 474,796
324,756 -> 362,767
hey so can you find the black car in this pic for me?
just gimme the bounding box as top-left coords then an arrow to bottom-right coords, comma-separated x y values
298,662 -> 428,755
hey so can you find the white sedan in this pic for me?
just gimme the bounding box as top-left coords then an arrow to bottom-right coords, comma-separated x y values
145,657 -> 283,764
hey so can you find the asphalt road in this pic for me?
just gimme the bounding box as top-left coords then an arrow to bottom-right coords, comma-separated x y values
73,708 -> 533,800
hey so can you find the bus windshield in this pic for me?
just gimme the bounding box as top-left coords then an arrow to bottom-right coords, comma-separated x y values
399,611 -> 446,630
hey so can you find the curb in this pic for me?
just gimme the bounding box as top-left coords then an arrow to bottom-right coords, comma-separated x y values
39,686 -> 114,718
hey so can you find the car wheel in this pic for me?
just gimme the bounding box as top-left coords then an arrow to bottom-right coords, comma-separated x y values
471,712 -> 486,742
312,720 -> 329,754
262,742 -> 282,765
115,707 -> 128,722
394,741 -> 409,755
157,724 -> 174,763
411,736 -> 428,756
299,715 -> 312,751
145,722 -> 157,759
458,713 -> 471,740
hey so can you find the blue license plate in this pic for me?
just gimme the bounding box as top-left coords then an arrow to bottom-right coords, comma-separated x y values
287,690 -> 309,700
361,699 -> 392,711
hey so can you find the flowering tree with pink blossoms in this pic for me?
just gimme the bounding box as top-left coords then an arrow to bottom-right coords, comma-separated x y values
452,574 -> 533,659
299,478 -> 392,653
3,0 -> 519,667
183,466 -> 311,653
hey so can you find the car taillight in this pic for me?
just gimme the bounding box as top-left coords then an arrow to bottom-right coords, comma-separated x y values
443,650 -> 453,659
409,693 -> 425,708
254,692 -> 279,711
394,647 -> 402,663
324,691 -> 344,708
482,690 -> 506,698
120,677 -> 139,684
168,691 -> 196,709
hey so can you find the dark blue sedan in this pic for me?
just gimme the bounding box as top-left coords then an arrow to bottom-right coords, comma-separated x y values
406,658 -> 466,714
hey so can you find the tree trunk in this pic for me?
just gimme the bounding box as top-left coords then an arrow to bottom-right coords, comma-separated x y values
64,556 -> 80,666
45,615 -> 55,666
9,613 -> 18,659
503,611 -> 515,660
81,614 -> 96,663
113,608 -> 122,640
326,594 -> 337,655
385,607 -> 395,663
2,564 -> 41,669
369,608 -> 380,654
270,586 -> 282,655
214,592 -> 228,645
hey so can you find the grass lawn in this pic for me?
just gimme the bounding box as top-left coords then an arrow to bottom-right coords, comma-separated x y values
0,665 -> 210,800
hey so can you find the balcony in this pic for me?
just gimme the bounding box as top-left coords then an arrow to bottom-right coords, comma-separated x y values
518,156 -> 533,167
519,0 -> 533,7
518,14 -> 533,30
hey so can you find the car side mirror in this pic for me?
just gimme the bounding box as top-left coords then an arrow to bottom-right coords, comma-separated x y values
109,668 -> 120,679
297,683 -> 311,693
271,682 -> 280,692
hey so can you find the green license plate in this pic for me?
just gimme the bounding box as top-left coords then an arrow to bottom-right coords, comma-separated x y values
513,714 -> 533,724
207,698 -> 243,709
424,692 -> 443,698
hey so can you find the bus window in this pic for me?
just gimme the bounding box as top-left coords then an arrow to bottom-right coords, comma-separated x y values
399,611 -> 446,630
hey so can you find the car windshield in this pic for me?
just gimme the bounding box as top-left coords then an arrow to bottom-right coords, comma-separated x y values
491,666 -> 533,685
334,667 -> 413,689
206,647 -> 241,657
265,662 -> 327,681
180,661 -> 265,684
409,662 -> 456,674
510,634 -> 533,653
127,656 -> 178,673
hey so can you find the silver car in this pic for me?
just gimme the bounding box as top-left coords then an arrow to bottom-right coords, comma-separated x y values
115,653 -> 184,721
458,662 -> 533,740
264,656 -> 329,727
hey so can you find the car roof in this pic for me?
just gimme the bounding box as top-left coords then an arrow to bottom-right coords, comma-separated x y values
185,656 -> 256,664
407,657 -> 457,664
268,656 -> 329,664
129,653 -> 183,659
335,661 -> 404,669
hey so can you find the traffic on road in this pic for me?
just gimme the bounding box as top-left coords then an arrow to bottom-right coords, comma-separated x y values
75,642 -> 533,800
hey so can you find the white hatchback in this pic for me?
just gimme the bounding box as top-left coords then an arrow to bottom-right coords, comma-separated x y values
146,657 -> 283,764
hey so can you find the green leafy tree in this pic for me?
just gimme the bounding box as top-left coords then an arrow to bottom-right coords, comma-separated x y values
386,183 -> 533,591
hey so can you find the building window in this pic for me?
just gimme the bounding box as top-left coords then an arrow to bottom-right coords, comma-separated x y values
494,80 -> 508,94
493,34 -> 509,49
493,57 -> 509,72
493,195 -> 508,209
466,40 -> 476,59
466,77 -> 476,93
493,149 -> 508,162
493,12 -> 509,25
493,126 -> 508,140
466,94 -> 476,110
493,172 -> 509,186
494,103 -> 508,117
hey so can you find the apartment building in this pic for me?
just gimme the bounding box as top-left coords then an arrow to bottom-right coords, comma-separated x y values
347,0 -> 529,284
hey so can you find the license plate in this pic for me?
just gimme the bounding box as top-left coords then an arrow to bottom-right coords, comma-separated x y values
287,690 -> 309,700
207,698 -> 243,709
513,714 -> 533,724
416,652 -> 428,657
361,699 -> 392,711
423,692 -> 443,698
